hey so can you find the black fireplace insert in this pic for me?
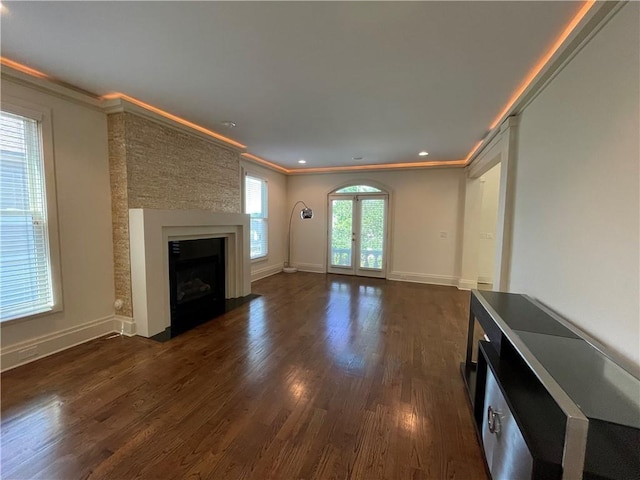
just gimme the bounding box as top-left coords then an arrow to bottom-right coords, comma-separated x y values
168,237 -> 225,333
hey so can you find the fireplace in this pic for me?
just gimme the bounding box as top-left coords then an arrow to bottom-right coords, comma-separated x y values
169,238 -> 225,333
128,209 -> 252,338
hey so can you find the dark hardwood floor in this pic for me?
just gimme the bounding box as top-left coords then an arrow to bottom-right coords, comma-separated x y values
1,273 -> 487,479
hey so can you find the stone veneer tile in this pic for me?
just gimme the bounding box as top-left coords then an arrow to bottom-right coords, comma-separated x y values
107,113 -> 133,318
125,113 -> 241,213
107,111 -> 242,319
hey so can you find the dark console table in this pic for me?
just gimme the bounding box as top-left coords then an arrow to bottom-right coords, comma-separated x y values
462,290 -> 640,480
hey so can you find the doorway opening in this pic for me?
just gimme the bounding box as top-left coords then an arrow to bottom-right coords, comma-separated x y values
327,184 -> 389,278
477,163 -> 501,290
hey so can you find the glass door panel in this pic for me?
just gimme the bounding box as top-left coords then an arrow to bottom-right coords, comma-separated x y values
329,198 -> 354,271
358,198 -> 385,272
327,192 -> 388,278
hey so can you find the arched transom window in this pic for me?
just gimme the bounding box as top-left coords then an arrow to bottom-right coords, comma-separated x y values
334,185 -> 382,194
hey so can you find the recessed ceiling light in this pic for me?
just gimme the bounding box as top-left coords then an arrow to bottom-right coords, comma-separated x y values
352,156 -> 364,161
298,159 -> 306,164
419,151 -> 429,156
221,121 -> 236,128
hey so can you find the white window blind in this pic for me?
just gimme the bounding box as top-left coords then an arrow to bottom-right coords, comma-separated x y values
245,175 -> 268,260
0,110 -> 53,321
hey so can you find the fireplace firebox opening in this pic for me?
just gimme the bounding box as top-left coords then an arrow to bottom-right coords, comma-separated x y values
168,237 -> 225,334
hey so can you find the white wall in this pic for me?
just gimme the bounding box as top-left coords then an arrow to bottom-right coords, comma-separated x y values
1,78 -> 116,370
241,160 -> 288,281
509,3 -> 640,371
287,168 -> 465,285
477,163 -> 501,284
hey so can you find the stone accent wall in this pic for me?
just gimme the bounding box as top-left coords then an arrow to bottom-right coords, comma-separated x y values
124,113 -> 241,211
107,114 -> 133,317
108,111 -> 242,318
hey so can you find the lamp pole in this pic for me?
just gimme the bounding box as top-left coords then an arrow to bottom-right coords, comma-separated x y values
284,200 -> 312,273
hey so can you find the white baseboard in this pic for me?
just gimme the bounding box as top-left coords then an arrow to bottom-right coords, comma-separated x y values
457,278 -> 478,290
251,262 -> 284,282
114,315 -> 136,336
294,263 -> 326,274
477,276 -> 493,285
1,315 -> 118,372
387,271 -> 458,286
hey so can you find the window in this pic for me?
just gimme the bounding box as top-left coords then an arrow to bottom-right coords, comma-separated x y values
335,185 -> 381,193
0,107 -> 59,321
245,174 -> 268,260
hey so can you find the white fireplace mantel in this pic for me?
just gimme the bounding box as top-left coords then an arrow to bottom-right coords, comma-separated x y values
128,209 -> 251,337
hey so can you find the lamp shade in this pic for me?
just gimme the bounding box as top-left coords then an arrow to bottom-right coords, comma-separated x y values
300,207 -> 313,219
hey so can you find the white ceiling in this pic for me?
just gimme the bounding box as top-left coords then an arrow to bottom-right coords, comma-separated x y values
1,1 -> 582,171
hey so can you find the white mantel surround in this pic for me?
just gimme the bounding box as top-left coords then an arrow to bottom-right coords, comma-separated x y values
128,209 -> 252,337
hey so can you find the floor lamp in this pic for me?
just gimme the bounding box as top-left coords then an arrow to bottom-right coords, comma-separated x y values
284,201 -> 313,273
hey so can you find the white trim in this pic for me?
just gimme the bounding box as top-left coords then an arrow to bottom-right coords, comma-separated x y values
1,68 -> 103,110
457,278 -> 478,290
286,163 -> 465,176
387,271 -> 458,287
0,315 -> 116,372
241,154 -> 288,175
114,315 -> 136,336
245,173 -> 269,261
493,118 -> 519,290
461,116 -> 519,293
251,263 -> 284,282
128,209 -> 251,338
467,127 -> 504,179
296,263 -> 326,274
0,96 -> 64,320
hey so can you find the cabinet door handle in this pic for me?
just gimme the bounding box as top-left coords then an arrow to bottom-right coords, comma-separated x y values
487,405 -> 501,434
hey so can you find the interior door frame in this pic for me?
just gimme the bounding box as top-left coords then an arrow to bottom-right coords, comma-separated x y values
327,191 -> 389,278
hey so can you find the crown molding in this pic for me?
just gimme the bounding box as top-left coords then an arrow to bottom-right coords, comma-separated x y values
286,160 -> 466,176
466,0 -> 623,167
1,61 -> 103,111
102,96 -> 246,153
1,58 -> 246,153
241,152 -> 466,176
241,153 -> 289,174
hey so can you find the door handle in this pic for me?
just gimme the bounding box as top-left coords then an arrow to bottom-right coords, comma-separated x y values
487,405 -> 501,434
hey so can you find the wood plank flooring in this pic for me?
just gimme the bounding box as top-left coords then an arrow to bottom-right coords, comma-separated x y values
1,273 -> 487,479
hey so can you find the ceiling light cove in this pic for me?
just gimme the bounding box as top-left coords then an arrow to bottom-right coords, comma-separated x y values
0,57 -> 48,79
100,92 -> 246,149
488,0 -> 596,130
0,0 -> 595,174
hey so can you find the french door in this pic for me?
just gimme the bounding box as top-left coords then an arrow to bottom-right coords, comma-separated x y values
327,193 -> 388,278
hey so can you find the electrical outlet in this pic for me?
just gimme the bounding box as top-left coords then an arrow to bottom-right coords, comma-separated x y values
487,233 -> 494,239
439,231 -> 448,239
18,346 -> 38,360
